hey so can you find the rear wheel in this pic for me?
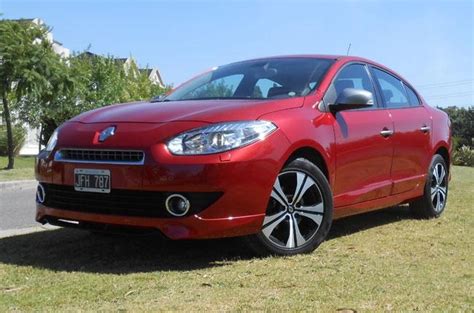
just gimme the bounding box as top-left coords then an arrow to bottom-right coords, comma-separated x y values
409,154 -> 448,218
246,158 -> 333,256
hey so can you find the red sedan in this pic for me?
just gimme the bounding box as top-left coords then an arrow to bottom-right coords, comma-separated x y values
35,55 -> 451,255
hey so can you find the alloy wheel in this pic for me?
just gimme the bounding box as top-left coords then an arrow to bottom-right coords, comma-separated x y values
262,170 -> 325,249
431,163 -> 447,212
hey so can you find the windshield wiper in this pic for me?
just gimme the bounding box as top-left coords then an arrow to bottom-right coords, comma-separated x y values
150,98 -> 171,103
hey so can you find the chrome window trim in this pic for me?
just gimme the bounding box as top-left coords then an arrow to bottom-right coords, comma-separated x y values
54,148 -> 145,166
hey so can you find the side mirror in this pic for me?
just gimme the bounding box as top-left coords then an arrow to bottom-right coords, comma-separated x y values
328,88 -> 374,112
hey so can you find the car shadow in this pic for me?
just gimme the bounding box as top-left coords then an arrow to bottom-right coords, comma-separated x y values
0,205 -> 413,274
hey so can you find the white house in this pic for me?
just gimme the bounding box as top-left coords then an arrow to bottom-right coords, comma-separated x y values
116,56 -> 165,88
141,68 -> 165,88
79,53 -> 165,88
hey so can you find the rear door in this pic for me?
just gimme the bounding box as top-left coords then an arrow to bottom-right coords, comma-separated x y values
370,67 -> 431,194
324,63 -> 395,207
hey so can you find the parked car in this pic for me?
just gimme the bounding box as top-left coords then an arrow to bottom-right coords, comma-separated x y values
35,55 -> 452,255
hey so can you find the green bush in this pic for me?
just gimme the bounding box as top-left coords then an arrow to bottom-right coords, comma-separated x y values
0,125 -> 26,156
453,145 -> 474,167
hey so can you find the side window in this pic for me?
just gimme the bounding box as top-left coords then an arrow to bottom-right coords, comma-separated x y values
324,64 -> 376,107
253,78 -> 282,98
372,68 -> 410,108
404,83 -> 421,106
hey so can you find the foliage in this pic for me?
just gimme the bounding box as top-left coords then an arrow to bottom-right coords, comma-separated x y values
0,21 -> 68,102
0,124 -> 26,156
186,78 -> 235,99
453,145 -> 474,167
1,20 -> 168,165
438,107 -> 474,166
0,19 -> 69,168
439,106 -> 474,148
19,52 -> 168,145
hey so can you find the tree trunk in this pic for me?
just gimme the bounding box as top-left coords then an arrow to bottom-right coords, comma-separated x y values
2,91 -> 15,169
38,124 -> 43,154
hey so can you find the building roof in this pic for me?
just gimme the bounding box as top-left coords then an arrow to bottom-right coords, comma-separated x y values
76,51 -> 100,59
114,57 -> 130,65
139,69 -> 153,76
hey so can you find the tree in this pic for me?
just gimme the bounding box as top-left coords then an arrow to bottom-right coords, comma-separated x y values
187,78 -> 235,99
0,20 -> 68,169
439,106 -> 474,148
125,61 -> 165,101
20,52 -> 167,144
1,20 -> 168,162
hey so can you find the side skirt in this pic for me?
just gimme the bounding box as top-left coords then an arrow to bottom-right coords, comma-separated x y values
333,187 -> 424,219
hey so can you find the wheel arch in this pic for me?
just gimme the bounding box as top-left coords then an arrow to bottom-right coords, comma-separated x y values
434,144 -> 450,171
283,145 -> 331,184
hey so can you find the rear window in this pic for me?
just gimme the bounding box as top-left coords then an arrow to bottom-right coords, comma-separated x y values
404,84 -> 421,106
372,68 -> 410,108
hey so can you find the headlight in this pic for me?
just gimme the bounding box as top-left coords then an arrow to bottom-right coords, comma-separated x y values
45,129 -> 58,152
167,121 -> 277,155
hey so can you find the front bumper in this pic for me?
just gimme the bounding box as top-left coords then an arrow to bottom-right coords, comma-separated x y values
36,205 -> 264,239
35,127 -> 289,239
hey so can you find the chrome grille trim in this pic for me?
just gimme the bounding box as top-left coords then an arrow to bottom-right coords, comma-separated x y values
54,149 -> 145,165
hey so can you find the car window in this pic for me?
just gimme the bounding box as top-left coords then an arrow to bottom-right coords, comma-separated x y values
253,78 -> 282,98
372,68 -> 410,108
165,58 -> 334,101
182,74 -> 244,100
404,83 -> 421,106
324,63 -> 376,107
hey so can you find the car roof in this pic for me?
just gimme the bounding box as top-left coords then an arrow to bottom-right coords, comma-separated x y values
226,55 -> 393,72
231,54 -> 367,61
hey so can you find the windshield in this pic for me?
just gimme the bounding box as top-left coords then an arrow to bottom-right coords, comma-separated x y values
163,58 -> 334,101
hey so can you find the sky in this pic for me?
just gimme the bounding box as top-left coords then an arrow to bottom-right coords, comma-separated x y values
1,0 -> 473,107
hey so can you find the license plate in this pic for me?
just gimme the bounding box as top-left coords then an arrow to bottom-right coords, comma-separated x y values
74,169 -> 111,193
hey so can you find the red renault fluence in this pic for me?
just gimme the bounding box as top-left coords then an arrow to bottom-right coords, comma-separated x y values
35,55 -> 451,255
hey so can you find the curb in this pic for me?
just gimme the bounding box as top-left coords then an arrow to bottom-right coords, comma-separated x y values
0,180 -> 37,191
0,225 -> 59,239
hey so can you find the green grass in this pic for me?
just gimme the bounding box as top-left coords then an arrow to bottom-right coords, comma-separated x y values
0,157 -> 35,182
0,166 -> 472,311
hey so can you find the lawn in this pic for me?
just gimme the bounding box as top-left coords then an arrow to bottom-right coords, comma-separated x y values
0,166 -> 472,311
0,157 -> 35,182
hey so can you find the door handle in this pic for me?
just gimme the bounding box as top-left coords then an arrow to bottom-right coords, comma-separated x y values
380,128 -> 394,138
420,125 -> 431,133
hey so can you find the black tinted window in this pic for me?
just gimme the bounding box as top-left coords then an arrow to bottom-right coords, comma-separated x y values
324,64 -> 376,106
404,84 -> 421,106
372,68 -> 410,108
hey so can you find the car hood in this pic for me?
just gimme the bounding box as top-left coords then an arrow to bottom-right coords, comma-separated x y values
70,98 -> 304,124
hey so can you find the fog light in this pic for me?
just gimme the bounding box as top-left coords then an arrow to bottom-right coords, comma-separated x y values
36,184 -> 46,204
165,194 -> 191,217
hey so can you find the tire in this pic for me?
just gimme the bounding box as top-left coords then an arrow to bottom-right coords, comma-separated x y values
246,158 -> 333,256
409,154 -> 449,219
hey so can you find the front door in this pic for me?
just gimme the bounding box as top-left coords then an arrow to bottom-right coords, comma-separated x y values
324,63 -> 394,207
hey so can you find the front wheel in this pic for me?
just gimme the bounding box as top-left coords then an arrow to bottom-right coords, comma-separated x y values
246,158 -> 333,256
409,154 -> 449,218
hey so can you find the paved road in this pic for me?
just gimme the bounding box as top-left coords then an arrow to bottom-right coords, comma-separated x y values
0,182 -> 38,231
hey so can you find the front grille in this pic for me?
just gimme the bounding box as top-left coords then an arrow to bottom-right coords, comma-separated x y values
42,184 -> 222,218
55,149 -> 145,165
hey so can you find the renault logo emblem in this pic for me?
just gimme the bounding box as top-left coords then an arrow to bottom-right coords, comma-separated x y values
99,126 -> 116,142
